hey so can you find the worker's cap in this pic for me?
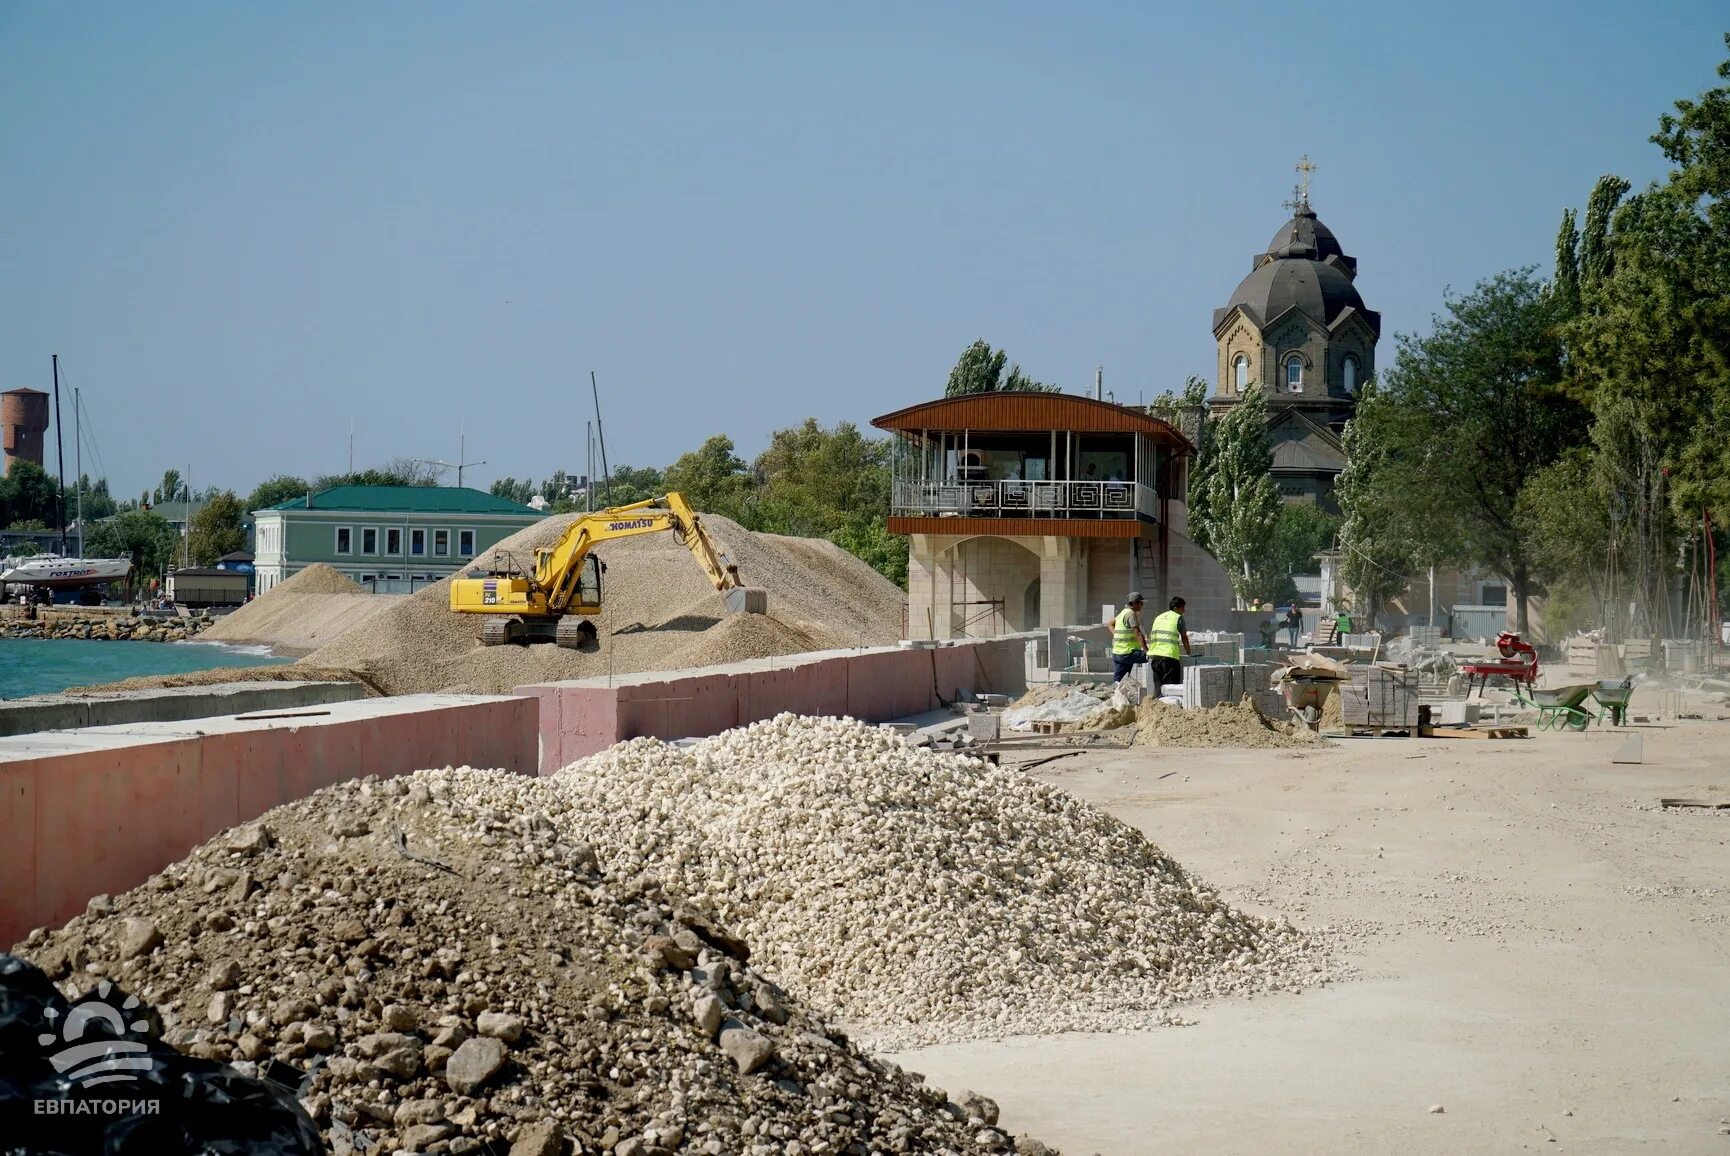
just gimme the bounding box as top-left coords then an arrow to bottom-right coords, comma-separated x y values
1126,591 -> 1144,604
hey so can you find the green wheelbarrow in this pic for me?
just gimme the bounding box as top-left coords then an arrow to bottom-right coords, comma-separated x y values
1524,684 -> 1594,731
1591,677 -> 1635,726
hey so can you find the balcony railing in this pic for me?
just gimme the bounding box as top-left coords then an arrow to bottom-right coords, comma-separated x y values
892,479 -> 1157,519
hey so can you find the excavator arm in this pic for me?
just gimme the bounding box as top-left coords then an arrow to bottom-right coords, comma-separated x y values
449,492 -> 766,646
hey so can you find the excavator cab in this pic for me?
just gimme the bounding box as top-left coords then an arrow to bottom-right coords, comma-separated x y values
571,555 -> 604,614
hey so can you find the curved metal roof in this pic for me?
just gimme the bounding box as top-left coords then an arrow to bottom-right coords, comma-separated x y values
872,393 -> 1193,450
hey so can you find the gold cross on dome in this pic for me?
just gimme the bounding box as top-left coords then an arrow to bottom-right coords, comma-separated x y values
1294,154 -> 1317,205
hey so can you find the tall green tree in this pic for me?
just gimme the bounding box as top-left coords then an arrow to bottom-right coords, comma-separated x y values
1151,377 -> 1216,550
489,477 -> 536,505
943,340 -> 1058,396
1334,379 -> 1413,628
1189,385 -> 1280,606
85,510 -> 179,581
0,461 -> 63,529
1552,207 -> 1581,316
1376,270 -> 1588,631
749,419 -> 905,586
187,490 -> 247,565
1579,174 -> 1631,290
246,474 -> 312,512
152,469 -> 185,507
598,464 -> 667,508
663,435 -> 755,522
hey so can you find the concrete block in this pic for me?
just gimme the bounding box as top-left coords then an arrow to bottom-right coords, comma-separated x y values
965,713 -> 1001,742
1430,700 -> 1481,726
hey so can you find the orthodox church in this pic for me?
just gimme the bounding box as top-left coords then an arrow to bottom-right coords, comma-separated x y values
1208,159 -> 1380,510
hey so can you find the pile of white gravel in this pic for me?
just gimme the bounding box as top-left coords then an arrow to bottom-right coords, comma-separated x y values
553,715 -> 1335,1048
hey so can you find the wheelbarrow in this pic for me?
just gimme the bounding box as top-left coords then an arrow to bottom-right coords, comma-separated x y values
1523,684 -> 1594,731
1280,675 -> 1335,732
1591,677 -> 1635,726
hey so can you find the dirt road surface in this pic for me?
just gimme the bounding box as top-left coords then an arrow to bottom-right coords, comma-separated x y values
887,719 -> 1730,1154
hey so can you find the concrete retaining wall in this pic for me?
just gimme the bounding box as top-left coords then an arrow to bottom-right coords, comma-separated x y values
0,694 -> 536,946
0,681 -> 368,738
520,638 -> 1028,773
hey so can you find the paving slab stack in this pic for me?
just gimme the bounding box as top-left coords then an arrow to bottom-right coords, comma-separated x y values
1340,664 -> 1418,729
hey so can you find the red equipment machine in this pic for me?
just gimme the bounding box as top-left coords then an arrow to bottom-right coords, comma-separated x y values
1459,631 -> 1540,697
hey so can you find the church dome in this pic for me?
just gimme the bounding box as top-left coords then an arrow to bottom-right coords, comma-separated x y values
1265,208 -> 1344,260
1226,253 -> 1365,327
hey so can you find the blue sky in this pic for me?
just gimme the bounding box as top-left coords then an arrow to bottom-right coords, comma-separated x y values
1,2 -> 1723,500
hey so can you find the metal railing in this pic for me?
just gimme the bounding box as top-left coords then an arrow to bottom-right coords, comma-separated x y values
892,479 -> 1157,519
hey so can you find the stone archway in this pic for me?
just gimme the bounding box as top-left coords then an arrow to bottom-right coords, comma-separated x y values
939,536 -> 1043,636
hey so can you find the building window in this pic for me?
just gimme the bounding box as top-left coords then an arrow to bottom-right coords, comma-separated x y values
410,529 -> 426,556
433,529 -> 450,557
334,527 -> 352,555
458,529 -> 475,557
1285,356 -> 1304,393
386,528 -> 402,555
1342,355 -> 1358,395
1234,355 -> 1249,392
361,527 -> 378,555
360,574 -> 376,585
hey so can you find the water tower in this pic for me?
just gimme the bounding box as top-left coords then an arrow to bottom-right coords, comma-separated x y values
2,388 -> 50,476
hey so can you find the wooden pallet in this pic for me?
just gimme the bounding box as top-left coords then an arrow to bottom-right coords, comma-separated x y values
1417,724 -> 1529,740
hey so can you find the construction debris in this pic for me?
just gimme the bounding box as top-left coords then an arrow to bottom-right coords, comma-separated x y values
14,768 -> 1042,1155
554,715 -> 1334,1049
1133,700 -> 1321,750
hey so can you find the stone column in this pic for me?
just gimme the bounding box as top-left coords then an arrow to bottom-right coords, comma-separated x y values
1037,537 -> 1086,628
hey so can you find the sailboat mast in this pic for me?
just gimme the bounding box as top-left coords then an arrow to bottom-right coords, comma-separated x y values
51,355 -> 67,555
75,388 -> 83,558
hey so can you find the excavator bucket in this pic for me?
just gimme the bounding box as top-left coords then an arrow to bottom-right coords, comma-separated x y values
723,587 -> 769,615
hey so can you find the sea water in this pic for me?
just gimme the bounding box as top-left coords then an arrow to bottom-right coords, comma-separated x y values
0,638 -> 291,699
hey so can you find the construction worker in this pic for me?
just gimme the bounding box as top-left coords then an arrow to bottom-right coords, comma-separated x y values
1148,595 -> 1193,692
1110,593 -> 1149,683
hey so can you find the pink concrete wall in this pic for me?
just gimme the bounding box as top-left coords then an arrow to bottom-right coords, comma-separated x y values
0,696 -> 537,947
524,638 -> 1028,773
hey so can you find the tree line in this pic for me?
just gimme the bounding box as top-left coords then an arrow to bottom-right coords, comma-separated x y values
1333,33 -> 1730,638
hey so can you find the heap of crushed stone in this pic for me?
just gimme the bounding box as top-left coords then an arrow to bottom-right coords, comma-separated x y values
297,513 -> 905,695
14,770 -> 1053,1155
1133,699 -> 1319,749
275,563 -> 365,595
554,715 -> 1333,1049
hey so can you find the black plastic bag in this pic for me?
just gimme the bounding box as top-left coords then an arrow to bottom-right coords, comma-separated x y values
0,954 -> 325,1154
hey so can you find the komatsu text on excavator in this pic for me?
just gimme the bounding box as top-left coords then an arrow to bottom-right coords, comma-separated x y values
448,492 -> 768,648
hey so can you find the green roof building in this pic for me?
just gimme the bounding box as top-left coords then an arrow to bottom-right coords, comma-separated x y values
252,486 -> 544,595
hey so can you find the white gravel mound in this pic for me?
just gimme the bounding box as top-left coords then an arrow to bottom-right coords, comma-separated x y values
554,715 -> 1334,1048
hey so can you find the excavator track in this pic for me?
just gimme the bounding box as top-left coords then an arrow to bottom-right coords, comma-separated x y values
480,618 -> 519,647
555,617 -> 599,650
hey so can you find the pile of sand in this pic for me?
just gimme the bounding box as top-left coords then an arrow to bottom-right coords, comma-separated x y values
199,564 -> 402,655
271,564 -> 363,596
298,513 -> 906,695
1133,699 -> 1320,749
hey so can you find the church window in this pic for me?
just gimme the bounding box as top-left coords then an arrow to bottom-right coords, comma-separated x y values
1285,356 -> 1304,393
1342,355 -> 1358,395
1233,355 -> 1249,392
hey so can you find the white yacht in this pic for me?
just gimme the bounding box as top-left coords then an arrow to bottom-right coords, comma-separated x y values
0,553 -> 133,590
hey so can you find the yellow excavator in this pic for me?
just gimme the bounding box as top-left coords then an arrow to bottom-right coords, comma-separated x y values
449,492 -> 768,648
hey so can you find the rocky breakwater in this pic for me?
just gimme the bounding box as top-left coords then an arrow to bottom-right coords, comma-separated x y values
1,612 -> 213,643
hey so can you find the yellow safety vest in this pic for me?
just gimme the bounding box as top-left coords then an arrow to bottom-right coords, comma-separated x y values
1110,607 -> 1142,655
1149,610 -> 1183,659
